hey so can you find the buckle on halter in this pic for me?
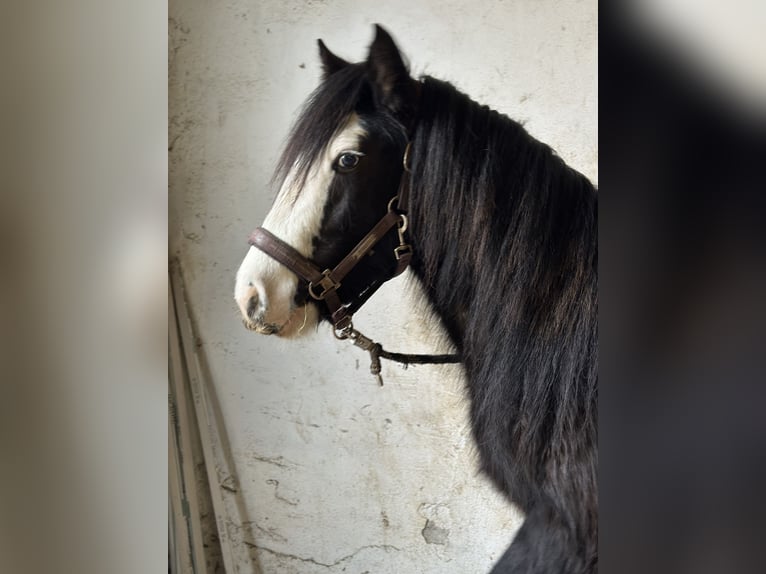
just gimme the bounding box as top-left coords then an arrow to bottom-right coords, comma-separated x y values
308,269 -> 340,300
394,244 -> 412,260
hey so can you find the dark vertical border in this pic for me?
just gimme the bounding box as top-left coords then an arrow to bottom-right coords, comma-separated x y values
600,2 -> 766,572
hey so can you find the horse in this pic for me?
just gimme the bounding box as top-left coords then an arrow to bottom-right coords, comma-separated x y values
234,25 -> 597,574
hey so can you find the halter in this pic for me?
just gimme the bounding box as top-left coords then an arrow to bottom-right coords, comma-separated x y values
248,142 -> 461,384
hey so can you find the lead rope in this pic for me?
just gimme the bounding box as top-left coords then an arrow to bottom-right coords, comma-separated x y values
333,321 -> 461,386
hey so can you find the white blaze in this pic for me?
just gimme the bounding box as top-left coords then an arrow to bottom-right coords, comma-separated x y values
234,116 -> 366,337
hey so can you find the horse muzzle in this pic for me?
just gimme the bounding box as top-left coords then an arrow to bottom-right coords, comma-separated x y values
242,317 -> 280,335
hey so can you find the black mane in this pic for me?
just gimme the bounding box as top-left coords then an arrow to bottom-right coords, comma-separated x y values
407,77 -> 598,571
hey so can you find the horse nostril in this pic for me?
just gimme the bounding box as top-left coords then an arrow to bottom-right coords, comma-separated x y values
246,294 -> 260,319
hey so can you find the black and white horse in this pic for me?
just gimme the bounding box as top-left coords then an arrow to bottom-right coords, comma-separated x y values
235,26 -> 597,574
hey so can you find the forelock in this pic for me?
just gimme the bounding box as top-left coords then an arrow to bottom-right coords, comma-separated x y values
273,64 -> 369,192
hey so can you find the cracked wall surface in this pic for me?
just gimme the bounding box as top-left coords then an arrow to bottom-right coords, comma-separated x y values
169,1 -> 596,572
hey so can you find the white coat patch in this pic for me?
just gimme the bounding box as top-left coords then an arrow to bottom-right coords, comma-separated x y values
234,116 -> 366,337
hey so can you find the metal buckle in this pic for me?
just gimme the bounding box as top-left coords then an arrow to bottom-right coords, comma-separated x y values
394,244 -> 412,260
308,269 -> 340,300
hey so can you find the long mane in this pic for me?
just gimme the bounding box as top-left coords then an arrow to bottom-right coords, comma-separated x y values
408,76 -> 598,534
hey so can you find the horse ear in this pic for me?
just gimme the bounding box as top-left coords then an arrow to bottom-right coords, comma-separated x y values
366,25 -> 416,116
317,39 -> 349,78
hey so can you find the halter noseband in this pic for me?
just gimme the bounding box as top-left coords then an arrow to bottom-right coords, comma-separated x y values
247,142 -> 460,384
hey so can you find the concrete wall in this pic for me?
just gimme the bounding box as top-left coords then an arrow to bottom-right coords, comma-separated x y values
169,1 -> 596,572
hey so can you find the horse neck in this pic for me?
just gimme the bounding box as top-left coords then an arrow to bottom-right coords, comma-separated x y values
405,78 -> 598,358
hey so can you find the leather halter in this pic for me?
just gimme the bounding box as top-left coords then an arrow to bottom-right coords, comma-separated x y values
248,143 -> 414,333
246,142 -> 460,384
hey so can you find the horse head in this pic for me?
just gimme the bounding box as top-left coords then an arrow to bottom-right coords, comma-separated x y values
235,25 -> 419,337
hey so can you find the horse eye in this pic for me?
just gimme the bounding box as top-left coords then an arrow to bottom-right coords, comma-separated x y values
335,152 -> 362,172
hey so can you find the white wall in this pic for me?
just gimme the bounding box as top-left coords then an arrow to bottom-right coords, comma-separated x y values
169,1 -> 596,572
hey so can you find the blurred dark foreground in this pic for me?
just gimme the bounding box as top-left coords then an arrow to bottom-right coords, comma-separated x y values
601,2 -> 766,573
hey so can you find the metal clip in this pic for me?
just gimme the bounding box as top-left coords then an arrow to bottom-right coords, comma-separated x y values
394,244 -> 412,261
332,319 -> 354,340
396,213 -> 408,235
333,324 -> 385,385
349,330 -> 375,352
394,214 -> 411,261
